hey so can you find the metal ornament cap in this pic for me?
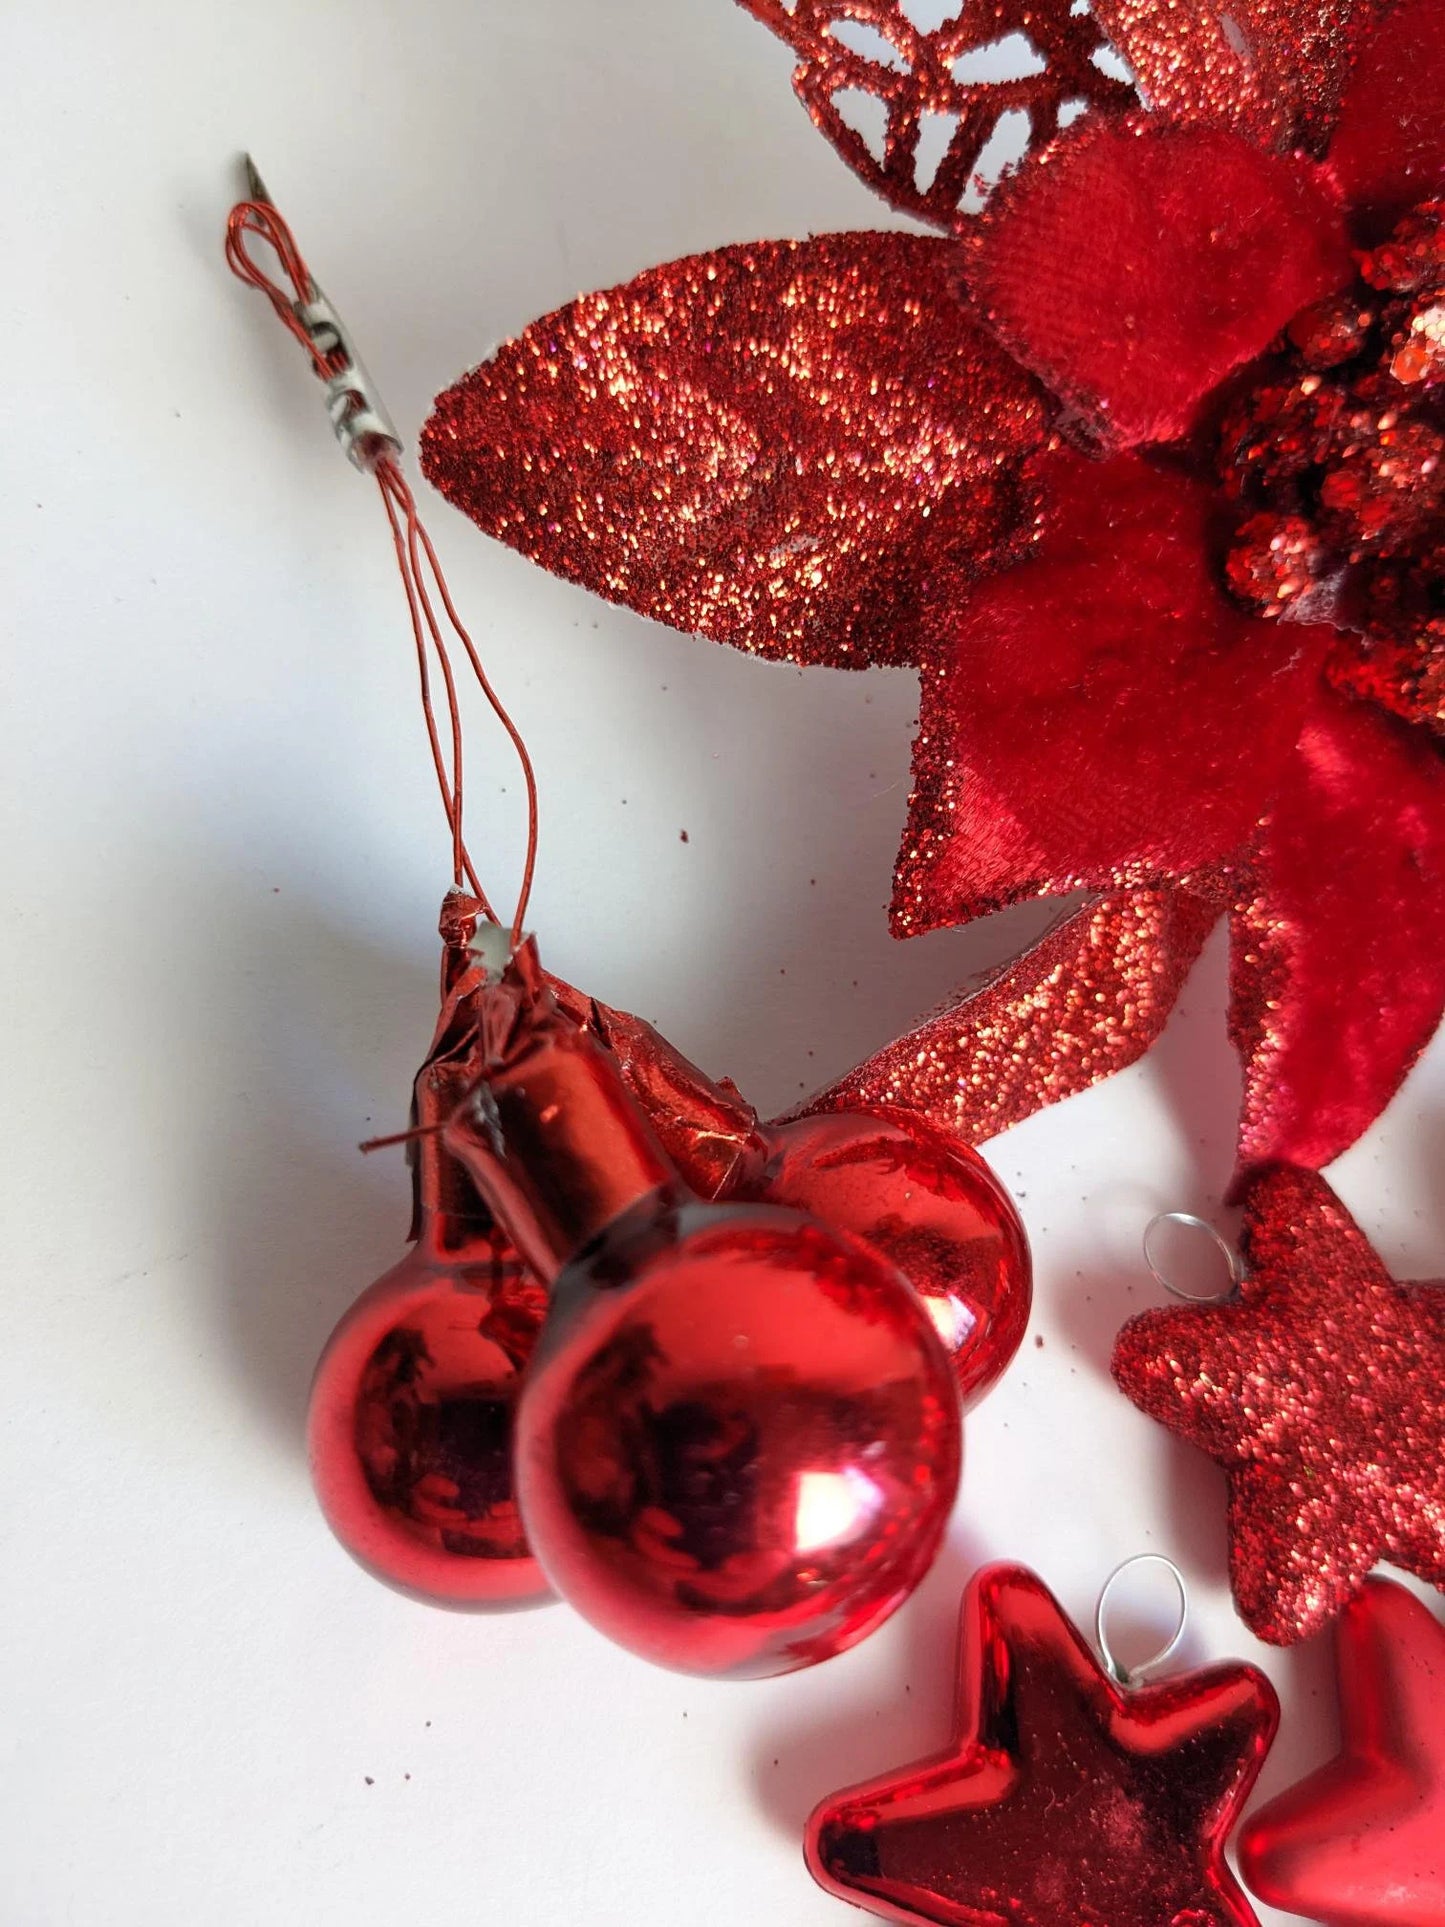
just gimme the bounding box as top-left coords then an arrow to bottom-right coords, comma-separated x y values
807,1562 -> 1279,1926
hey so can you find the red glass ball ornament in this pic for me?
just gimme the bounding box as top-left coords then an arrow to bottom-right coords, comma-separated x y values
444,939 -> 964,1677
307,893 -> 550,1609
570,994 -> 1031,1407
308,1245 -> 549,1607
513,1198 -> 962,1677
743,1107 -> 1030,1410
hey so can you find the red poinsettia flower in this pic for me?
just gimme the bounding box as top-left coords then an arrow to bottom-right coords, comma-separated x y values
421,0 -> 1445,1178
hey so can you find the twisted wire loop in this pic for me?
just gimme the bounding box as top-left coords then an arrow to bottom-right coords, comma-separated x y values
225,182 -> 539,941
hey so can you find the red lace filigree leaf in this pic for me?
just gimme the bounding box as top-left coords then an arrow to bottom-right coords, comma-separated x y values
737,0 -> 1134,232
1229,687 -> 1445,1177
791,885 -> 1220,1144
1327,0 -> 1445,237
893,451 -> 1330,931
422,234 -> 1052,669
1093,0 -> 1371,156
967,116 -> 1352,449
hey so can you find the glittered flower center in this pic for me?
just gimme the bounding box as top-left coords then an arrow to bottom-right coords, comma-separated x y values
1217,201 -> 1445,735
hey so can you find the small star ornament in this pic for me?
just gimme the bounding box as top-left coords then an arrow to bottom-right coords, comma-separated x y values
805,1562 -> 1277,1927
1112,1165 -> 1445,1644
1239,1576 -> 1445,1926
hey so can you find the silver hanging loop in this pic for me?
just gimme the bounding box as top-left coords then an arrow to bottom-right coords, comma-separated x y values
1095,1554 -> 1189,1688
1142,1211 -> 1243,1304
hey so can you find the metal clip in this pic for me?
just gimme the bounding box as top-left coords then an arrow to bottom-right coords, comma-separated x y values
295,290 -> 403,471
241,155 -> 403,473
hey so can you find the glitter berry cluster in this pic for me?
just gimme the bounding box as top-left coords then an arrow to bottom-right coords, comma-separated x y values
1221,200 -> 1445,736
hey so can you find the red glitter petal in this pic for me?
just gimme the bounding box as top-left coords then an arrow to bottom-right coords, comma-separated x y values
1094,0 -> 1370,156
735,0 -> 1133,232
1327,0 -> 1445,238
1229,687 -> 1445,1176
421,234 -> 1051,669
791,886 -> 1220,1145
893,451 -> 1328,930
1113,1164 -> 1445,1646
968,116 -> 1352,448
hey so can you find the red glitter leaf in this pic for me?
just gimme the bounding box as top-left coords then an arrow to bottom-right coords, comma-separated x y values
736,0 -> 1134,231
967,116 -> 1352,448
1113,1164 -> 1445,1645
792,884 -> 1220,1145
1327,0 -> 1445,238
1094,0 -> 1371,156
421,234 -> 1052,668
1229,686 -> 1445,1176
892,451 -> 1329,930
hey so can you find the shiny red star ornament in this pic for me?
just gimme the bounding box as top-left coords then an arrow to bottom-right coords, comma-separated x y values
805,1562 -> 1278,1927
1113,1167 -> 1445,1646
1239,1576 -> 1445,1926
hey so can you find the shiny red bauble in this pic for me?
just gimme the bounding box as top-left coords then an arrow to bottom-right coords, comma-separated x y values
507,1193 -> 962,1678
307,893 -> 551,1609
307,898 -> 1025,1643
742,1107 -> 1030,1410
571,994 -> 1032,1407
308,1242 -> 549,1608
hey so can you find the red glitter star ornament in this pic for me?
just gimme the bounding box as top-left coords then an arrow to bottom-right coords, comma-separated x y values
1112,1166 -> 1445,1646
805,1562 -> 1278,1927
422,0 -> 1445,1179
1238,1576 -> 1445,1925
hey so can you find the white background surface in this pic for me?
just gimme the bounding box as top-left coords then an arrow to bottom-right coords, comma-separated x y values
4,4 -> 1442,1923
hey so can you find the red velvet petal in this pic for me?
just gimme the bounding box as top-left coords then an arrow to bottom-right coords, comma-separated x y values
422,235 -> 1051,670
1230,688 -> 1445,1174
1327,0 -> 1445,238
893,452 -> 1330,931
968,117 -> 1352,449
790,886 -> 1220,1145
1093,0 -> 1371,156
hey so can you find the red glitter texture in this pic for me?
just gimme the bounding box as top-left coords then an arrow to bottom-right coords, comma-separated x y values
1239,1576 -> 1445,1923
806,1562 -> 1278,1927
1112,1165 -> 1445,1645
422,234 -> 1051,670
795,886 -> 1220,1146
424,0 -> 1445,1177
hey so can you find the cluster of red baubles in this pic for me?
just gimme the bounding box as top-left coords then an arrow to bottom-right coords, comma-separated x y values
1221,199 -> 1445,736
308,895 -> 1030,1676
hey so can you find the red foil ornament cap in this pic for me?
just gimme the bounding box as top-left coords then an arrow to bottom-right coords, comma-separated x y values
446,934 -> 677,1283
